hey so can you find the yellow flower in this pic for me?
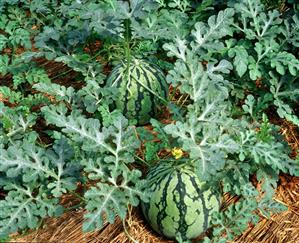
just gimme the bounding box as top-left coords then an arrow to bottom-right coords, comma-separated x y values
171,147 -> 183,159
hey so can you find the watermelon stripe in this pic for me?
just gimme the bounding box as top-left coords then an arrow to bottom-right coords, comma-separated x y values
110,65 -> 123,87
140,66 -> 155,119
156,173 -> 173,235
135,67 -> 143,122
157,72 -> 168,98
142,65 -> 167,99
106,58 -> 168,125
189,174 -> 209,231
126,65 -> 137,120
175,172 -> 188,237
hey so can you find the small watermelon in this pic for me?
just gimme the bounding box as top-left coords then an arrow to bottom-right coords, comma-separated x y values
141,162 -> 220,241
106,58 -> 168,125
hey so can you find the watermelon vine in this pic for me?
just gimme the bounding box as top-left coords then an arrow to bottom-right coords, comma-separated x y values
0,0 -> 298,242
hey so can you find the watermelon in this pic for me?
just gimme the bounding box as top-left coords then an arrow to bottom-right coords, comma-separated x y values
106,58 -> 168,125
141,162 -> 220,241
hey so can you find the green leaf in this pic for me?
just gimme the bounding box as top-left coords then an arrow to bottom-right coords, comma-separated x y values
242,94 -> 255,117
280,15 -> 299,47
270,52 -> 299,76
211,196 -> 259,241
0,185 -> 63,239
33,82 -> 76,104
166,53 -> 232,103
0,55 -> 9,75
274,99 -> 299,127
0,86 -> 22,104
9,28 -> 31,49
228,45 -> 249,77
26,68 -> 51,84
12,73 -> 26,88
234,0 -> 282,39
164,114 -> 239,179
83,168 -> 146,231
41,104 -> 147,231
248,56 -> 262,80
163,38 -> 188,61
0,138 -> 78,197
0,103 -> 37,137
0,34 -> 7,51
191,8 -> 234,52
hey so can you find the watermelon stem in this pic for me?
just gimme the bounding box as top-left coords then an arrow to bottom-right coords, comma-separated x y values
134,154 -> 150,166
123,18 -> 133,97
122,218 -> 138,243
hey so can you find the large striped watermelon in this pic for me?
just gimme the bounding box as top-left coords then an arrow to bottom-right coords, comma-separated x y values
141,162 -> 220,241
106,58 -> 168,125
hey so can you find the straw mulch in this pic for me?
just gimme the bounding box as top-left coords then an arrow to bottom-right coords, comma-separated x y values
5,61 -> 299,243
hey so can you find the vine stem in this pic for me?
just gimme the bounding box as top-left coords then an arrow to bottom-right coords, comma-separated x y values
122,216 -> 138,243
134,154 -> 150,166
69,191 -> 86,202
123,18 -> 134,98
124,18 -> 132,63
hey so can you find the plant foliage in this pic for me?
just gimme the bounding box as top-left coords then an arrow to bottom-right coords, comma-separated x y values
0,0 -> 298,241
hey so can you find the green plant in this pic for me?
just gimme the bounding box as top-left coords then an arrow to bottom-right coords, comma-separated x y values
1,82 -> 148,235
0,0 -> 298,242
229,0 -> 299,124
162,1 -> 298,240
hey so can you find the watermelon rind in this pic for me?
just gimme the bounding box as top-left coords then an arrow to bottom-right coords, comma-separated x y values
141,163 -> 220,241
106,58 -> 168,125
